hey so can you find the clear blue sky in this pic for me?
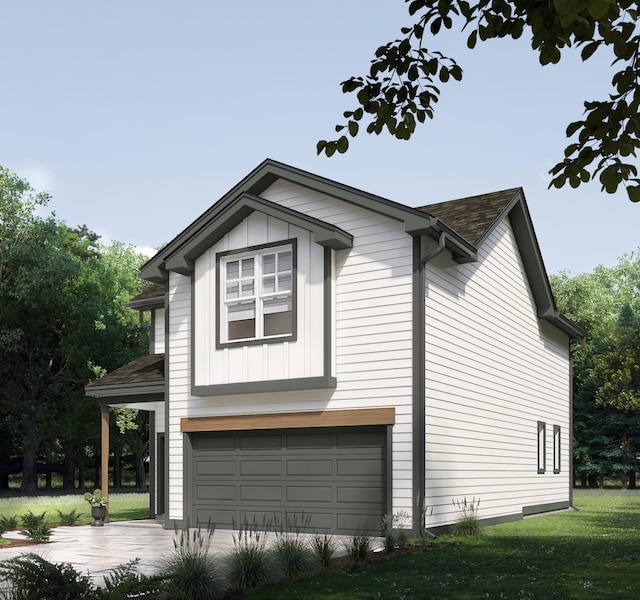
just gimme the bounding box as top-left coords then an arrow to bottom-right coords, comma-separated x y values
3,1 -> 638,276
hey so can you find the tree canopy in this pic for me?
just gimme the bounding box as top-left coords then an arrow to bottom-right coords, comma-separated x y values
551,250 -> 640,487
0,166 -> 150,492
318,0 -> 640,202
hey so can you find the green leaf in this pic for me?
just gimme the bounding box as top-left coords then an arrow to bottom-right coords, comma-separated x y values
348,120 -> 359,137
581,41 -> 600,61
628,185 -> 640,202
587,0 -> 612,19
566,120 -> 583,137
467,30 -> 477,49
439,67 -> 450,83
336,135 -> 349,153
316,140 -> 327,156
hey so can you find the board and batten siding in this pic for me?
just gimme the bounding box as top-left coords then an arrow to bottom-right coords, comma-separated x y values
424,218 -> 571,528
165,178 -> 416,523
192,212 -> 324,386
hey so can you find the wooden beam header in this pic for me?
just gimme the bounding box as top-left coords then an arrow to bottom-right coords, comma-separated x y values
180,408 -> 395,433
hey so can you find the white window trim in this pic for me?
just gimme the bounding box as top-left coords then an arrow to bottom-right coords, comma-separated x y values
218,242 -> 295,346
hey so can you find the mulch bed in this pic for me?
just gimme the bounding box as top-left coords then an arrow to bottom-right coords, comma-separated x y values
0,537 -> 44,550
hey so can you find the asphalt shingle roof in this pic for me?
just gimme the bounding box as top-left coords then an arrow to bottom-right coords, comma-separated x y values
417,188 -> 520,246
85,354 -> 164,389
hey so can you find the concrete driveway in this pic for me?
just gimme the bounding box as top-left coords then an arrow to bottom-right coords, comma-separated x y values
0,520 -> 237,585
1,520 -> 382,587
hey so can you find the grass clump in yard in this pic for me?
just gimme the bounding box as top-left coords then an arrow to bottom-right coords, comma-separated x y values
245,490 -> 640,600
452,496 -> 482,537
225,518 -> 277,592
158,526 -> 226,600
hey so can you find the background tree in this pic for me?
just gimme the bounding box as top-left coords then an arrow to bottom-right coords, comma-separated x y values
551,251 -> 640,487
318,0 -> 640,201
0,166 -> 149,492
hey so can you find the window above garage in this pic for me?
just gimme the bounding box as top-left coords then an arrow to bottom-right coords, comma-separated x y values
218,240 -> 296,346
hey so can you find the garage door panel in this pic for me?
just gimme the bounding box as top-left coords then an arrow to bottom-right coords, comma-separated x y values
286,485 -> 333,503
336,431 -> 386,448
240,460 -> 282,476
337,511 -> 381,532
287,459 -> 333,476
240,485 -> 283,502
337,485 -> 385,504
285,432 -> 333,449
337,458 -> 384,476
195,436 -> 237,451
197,460 -> 237,476
240,434 -> 282,450
191,426 -> 387,534
196,484 -> 236,501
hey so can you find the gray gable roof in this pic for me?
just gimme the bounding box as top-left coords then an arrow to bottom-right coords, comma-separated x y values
136,159 -> 584,341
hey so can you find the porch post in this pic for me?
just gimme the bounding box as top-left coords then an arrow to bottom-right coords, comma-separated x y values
101,405 -> 110,516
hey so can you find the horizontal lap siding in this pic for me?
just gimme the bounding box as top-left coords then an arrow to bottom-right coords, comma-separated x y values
167,179 -> 415,523
168,272 -> 191,521
425,220 -> 570,527
250,181 -> 414,516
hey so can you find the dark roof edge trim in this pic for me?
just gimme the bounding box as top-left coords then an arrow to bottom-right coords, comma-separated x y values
140,159 -> 438,282
85,382 -> 165,397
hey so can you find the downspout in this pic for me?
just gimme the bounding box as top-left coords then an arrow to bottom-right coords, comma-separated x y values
414,230 -> 447,537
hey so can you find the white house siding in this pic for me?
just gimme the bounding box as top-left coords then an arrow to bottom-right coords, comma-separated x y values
165,179 -> 416,523
153,308 -> 165,354
192,212 -> 325,386
263,180 -> 416,518
167,271 -> 191,521
424,219 -> 571,528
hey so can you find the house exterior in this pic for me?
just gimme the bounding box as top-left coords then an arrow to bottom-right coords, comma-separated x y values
85,159 -> 585,535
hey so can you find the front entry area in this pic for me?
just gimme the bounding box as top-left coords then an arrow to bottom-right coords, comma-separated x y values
189,425 -> 388,534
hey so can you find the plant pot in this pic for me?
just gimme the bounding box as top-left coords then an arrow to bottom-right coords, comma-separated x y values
91,506 -> 106,526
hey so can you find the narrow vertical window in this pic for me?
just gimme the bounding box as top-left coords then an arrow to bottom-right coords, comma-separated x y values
537,421 -> 546,474
553,425 -> 561,474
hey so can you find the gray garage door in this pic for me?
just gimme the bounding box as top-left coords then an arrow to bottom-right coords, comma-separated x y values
190,426 -> 387,534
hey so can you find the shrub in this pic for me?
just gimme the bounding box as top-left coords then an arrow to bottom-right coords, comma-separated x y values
56,508 -> 81,526
453,497 -> 482,537
102,559 -> 161,600
19,510 -> 46,530
225,517 -> 276,591
19,511 -> 52,543
158,526 -> 226,600
0,515 -> 18,537
0,553 -> 97,599
272,514 -> 314,580
311,533 -> 337,570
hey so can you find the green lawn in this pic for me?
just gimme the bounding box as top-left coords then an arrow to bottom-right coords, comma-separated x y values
247,490 -> 640,600
0,491 -> 150,528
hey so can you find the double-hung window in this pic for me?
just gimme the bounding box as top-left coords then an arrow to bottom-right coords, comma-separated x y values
221,243 -> 294,344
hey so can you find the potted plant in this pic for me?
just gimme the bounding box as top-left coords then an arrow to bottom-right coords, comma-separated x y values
83,489 -> 108,526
